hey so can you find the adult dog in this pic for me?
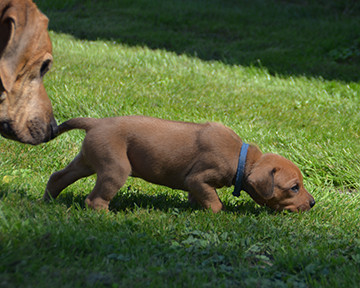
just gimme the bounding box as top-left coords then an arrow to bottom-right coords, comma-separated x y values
44,116 -> 315,213
0,0 -> 57,145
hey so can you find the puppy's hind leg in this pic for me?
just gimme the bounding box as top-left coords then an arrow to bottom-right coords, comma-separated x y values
43,153 -> 95,201
85,160 -> 131,210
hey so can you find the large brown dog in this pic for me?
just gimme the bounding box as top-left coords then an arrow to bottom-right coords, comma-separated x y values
44,116 -> 315,213
0,0 -> 57,144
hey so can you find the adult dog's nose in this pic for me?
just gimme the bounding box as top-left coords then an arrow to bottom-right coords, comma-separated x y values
0,121 -> 17,140
50,117 -> 58,139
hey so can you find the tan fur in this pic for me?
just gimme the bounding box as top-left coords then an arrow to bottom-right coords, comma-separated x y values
0,0 -> 57,144
44,116 -> 315,213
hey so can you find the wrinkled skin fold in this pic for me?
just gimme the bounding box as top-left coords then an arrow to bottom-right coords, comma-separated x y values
0,0 -> 57,145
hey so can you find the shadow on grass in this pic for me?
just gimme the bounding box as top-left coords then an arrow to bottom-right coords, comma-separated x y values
0,182 -> 271,215
0,184 -> 27,200
36,0 -> 360,82
54,187 -> 263,215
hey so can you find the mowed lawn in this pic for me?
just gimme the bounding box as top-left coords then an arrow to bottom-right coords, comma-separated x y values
0,0 -> 359,287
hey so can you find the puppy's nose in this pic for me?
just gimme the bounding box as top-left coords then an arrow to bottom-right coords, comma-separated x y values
310,199 -> 315,208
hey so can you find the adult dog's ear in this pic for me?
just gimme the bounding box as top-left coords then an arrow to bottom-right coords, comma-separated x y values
0,5 -> 17,92
248,164 -> 278,200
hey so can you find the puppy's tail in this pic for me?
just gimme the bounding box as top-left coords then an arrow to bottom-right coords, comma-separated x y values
56,118 -> 100,136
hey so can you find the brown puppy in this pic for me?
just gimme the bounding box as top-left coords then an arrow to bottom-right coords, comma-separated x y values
44,116 -> 315,213
0,0 -> 57,144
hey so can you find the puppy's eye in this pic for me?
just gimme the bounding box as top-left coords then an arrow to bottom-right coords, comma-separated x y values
40,59 -> 51,77
290,184 -> 299,193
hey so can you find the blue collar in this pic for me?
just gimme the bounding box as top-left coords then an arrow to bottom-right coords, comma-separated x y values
233,143 -> 249,197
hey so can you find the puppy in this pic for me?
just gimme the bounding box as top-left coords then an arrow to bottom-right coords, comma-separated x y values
44,116 -> 315,213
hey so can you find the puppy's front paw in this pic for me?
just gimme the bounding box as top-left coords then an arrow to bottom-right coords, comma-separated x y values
85,197 -> 110,211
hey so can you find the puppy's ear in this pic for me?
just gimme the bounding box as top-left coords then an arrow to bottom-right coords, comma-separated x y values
248,165 -> 278,199
0,6 -> 17,92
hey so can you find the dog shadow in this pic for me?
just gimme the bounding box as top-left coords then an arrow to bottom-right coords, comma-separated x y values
0,182 -> 267,215
55,186 -> 265,215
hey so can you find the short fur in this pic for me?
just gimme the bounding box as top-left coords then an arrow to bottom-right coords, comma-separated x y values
44,116 -> 315,212
0,0 -> 57,144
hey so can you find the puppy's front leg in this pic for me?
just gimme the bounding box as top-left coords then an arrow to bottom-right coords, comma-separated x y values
85,163 -> 131,210
186,175 -> 223,213
43,153 -> 94,201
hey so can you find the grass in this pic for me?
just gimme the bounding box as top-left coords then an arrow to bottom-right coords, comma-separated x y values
1,0 -> 360,287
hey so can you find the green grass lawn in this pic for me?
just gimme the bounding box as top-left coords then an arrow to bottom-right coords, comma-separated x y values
1,0 -> 360,287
